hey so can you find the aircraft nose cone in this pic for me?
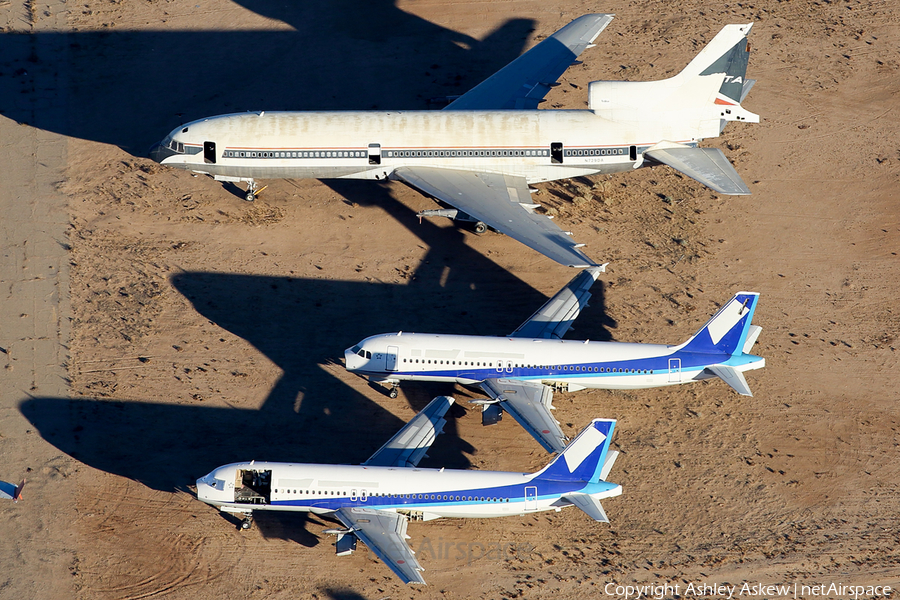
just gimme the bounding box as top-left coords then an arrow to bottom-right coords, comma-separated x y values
344,348 -> 360,371
148,142 -> 176,164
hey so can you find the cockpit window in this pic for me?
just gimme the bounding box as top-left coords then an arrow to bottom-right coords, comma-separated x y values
349,345 -> 361,354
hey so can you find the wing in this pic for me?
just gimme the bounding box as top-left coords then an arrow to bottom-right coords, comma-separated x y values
510,267 -> 603,338
481,378 -> 567,453
335,507 -> 425,585
364,396 -> 454,468
446,14 -> 614,110
394,167 -> 598,268
642,142 -> 751,195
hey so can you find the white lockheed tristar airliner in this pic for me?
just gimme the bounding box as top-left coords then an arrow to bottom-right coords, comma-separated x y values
150,15 -> 758,267
195,396 -> 621,585
345,269 -> 764,452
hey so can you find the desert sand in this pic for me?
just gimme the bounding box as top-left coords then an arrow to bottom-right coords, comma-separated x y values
1,0 -> 899,598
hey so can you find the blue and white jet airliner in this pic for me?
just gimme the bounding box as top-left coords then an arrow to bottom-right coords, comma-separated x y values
195,396 -> 621,585
345,269 -> 764,452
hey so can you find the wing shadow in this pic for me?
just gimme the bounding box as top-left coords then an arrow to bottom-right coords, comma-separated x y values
0,2 -> 535,154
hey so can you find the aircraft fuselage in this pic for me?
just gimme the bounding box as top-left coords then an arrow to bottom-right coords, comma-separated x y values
345,332 -> 765,391
196,460 -> 621,520
150,109 -> 706,185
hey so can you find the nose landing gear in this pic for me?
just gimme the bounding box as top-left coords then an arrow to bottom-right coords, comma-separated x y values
244,180 -> 268,202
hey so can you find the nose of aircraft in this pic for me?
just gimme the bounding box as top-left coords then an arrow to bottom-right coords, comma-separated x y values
148,142 -> 176,164
344,347 -> 362,371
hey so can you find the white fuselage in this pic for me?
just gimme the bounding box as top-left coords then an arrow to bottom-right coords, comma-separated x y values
196,461 -> 620,520
153,109 -> 708,184
345,332 -> 765,391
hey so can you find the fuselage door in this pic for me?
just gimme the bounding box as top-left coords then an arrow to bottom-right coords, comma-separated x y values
368,143 -> 381,165
203,141 -> 216,164
524,486 -> 537,511
386,346 -> 399,371
551,142 -> 563,164
668,358 -> 682,383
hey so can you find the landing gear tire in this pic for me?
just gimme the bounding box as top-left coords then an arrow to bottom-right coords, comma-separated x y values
240,516 -> 253,530
245,191 -> 256,202
474,221 -> 487,234
389,387 -> 399,399
245,179 -> 257,202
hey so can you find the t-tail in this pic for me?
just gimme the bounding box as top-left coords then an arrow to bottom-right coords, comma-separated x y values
534,419 -> 621,523
589,23 -> 759,195
676,292 -> 764,396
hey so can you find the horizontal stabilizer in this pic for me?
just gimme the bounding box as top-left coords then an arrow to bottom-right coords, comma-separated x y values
599,450 -> 619,481
742,325 -> 762,354
563,492 -> 609,522
706,364 -> 752,396
644,144 -> 751,195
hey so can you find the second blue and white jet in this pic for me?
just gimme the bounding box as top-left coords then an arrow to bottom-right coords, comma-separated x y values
196,397 -> 620,584
345,269 -> 764,452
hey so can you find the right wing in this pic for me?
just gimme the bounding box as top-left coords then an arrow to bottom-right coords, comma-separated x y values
364,396 -> 454,468
480,378 -> 567,453
642,141 -> 751,195
395,166 -> 598,268
335,507 -> 425,585
446,14 -> 614,110
509,267 -> 603,339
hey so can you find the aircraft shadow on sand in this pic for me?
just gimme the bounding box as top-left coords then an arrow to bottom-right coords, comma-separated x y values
15,2 -> 618,545
0,0 -> 538,154
20,195 -> 615,491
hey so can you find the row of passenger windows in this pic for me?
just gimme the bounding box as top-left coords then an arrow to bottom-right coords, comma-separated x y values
222,148 -> 624,159
224,150 -> 366,159
400,357 -> 652,374
385,149 -> 549,158
565,148 -> 626,156
273,489 -> 509,502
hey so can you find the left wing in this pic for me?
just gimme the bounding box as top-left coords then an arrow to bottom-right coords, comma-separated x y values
480,378 -> 567,453
364,396 -> 454,468
335,507 -> 425,585
510,267 -> 603,339
446,14 -> 614,110
394,167 -> 598,268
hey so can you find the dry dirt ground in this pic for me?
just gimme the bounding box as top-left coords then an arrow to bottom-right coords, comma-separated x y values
1,0 -> 899,598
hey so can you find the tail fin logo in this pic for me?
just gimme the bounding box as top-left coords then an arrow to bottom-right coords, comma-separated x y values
563,428 -> 607,473
707,296 -> 750,345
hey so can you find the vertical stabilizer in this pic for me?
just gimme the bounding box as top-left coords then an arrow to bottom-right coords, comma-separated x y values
677,292 -> 760,356
534,419 -> 615,483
